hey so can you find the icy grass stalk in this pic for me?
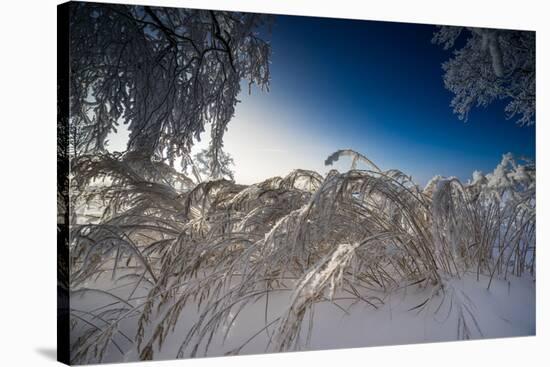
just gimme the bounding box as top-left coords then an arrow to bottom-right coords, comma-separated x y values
68,150 -> 535,362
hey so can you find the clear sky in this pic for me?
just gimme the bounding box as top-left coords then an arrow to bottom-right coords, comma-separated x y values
108,13 -> 536,186
221,14 -> 535,186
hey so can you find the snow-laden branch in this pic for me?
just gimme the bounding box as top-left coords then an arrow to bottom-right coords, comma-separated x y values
433,26 -> 535,126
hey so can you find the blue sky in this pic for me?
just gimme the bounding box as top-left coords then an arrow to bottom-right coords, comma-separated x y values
220,14 -> 535,185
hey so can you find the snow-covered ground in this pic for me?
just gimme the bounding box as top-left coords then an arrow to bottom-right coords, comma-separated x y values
70,272 -> 535,364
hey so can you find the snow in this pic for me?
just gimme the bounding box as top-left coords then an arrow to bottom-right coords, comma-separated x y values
70,271 -> 535,363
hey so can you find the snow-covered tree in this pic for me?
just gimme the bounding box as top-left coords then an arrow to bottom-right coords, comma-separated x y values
194,146 -> 235,181
69,3 -> 271,173
433,26 -> 535,125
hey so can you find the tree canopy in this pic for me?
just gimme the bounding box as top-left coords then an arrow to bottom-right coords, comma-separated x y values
69,3 -> 272,177
433,26 -> 535,126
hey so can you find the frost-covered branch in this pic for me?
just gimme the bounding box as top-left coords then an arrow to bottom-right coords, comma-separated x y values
69,2 -> 272,172
433,26 -> 535,125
